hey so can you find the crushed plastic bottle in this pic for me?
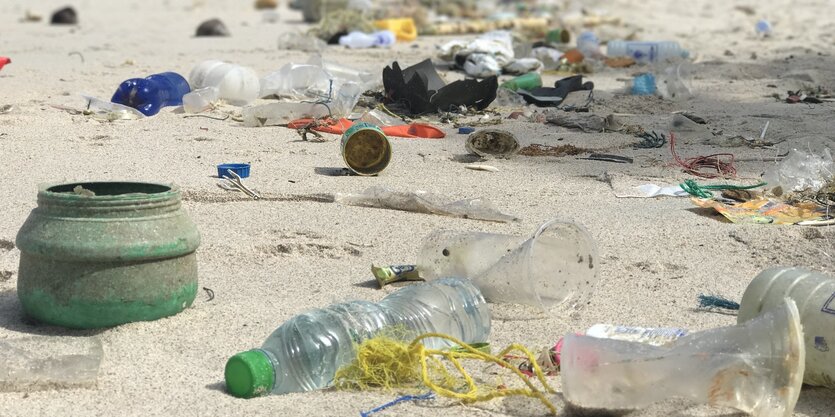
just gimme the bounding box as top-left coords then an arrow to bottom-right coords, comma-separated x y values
576,31 -> 601,58
0,336 -> 103,392
182,86 -> 219,113
561,298 -> 805,417
188,60 -> 261,105
338,30 -> 396,49
607,40 -> 689,63
224,277 -> 491,398
763,148 -> 834,194
110,72 -> 190,116
82,95 -> 146,120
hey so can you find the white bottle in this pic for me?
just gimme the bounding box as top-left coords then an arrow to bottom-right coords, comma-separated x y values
338,30 -> 396,49
188,60 -> 260,105
607,40 -> 689,63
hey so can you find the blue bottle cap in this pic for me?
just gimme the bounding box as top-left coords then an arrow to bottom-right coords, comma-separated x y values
459,127 -> 475,134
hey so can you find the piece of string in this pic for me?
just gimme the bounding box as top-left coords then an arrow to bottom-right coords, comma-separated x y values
680,179 -> 767,199
359,392 -> 435,417
335,332 -> 558,415
669,132 -> 737,178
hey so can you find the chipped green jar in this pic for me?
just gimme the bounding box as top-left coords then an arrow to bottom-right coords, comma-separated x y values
15,182 -> 200,329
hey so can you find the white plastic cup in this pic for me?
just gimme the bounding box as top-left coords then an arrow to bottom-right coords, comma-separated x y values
738,267 -> 835,388
417,219 -> 598,310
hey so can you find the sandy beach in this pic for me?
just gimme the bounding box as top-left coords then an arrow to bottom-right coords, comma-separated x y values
0,0 -> 833,416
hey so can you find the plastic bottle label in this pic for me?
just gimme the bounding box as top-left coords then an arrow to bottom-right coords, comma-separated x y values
624,43 -> 658,62
586,324 -> 688,346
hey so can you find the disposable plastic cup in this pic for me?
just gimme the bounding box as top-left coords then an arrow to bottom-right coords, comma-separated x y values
417,219 -> 598,310
561,298 -> 805,417
738,267 -> 835,388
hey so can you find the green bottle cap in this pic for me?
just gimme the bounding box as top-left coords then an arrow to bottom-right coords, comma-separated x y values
225,350 -> 275,398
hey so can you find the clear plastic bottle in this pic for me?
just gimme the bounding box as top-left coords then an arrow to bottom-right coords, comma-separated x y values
224,277 -> 491,398
110,72 -> 190,116
188,60 -> 261,106
585,324 -> 687,345
338,30 -> 396,49
607,40 -> 689,63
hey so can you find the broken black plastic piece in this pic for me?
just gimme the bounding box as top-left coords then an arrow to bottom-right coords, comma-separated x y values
383,59 -> 498,116
517,75 -> 594,107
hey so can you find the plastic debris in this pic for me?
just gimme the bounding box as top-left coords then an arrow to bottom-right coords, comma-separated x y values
334,186 -> 519,223
764,148 -> 834,195
545,111 -> 623,132
277,32 -> 327,52
690,196 -> 829,225
0,336 -> 103,392
517,75 -> 594,107
110,72 -> 190,116
562,299 -> 805,417
339,30 -> 396,49
756,19 -> 773,37
81,95 -> 146,121
417,219 -> 598,309
0,57 -> 10,71
189,60 -> 260,105
383,59 -> 498,116
182,86 -> 219,113
371,264 -> 422,287
631,73 -> 656,96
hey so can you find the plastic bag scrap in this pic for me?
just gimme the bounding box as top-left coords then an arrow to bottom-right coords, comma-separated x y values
383,59 -> 498,116
439,31 -> 546,78
764,148 -> 834,195
334,186 -> 519,223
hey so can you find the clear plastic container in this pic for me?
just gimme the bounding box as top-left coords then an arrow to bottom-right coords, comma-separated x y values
607,40 -> 689,63
738,267 -> 835,388
417,219 -> 598,310
188,60 -> 261,105
182,86 -> 219,113
562,298 -> 805,417
0,336 -> 102,392
224,277 -> 491,398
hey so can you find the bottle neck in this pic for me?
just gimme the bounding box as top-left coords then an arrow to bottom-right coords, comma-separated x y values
36,182 -> 182,219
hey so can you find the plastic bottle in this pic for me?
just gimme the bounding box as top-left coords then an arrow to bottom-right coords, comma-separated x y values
338,30 -> 396,49
576,31 -> 600,58
500,72 -> 543,91
607,40 -> 689,63
631,73 -> 656,96
738,267 -> 835,388
110,72 -> 190,116
224,277 -> 491,398
188,60 -> 260,106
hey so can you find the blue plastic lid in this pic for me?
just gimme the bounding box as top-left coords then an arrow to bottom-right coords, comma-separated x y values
459,127 -> 475,134
217,163 -> 251,178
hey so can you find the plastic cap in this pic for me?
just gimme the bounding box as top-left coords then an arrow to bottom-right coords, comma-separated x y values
225,350 -> 275,398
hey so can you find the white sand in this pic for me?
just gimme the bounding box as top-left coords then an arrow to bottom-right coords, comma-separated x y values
0,0 -> 834,416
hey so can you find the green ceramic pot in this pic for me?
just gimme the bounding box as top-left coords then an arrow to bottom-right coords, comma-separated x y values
16,182 -> 200,328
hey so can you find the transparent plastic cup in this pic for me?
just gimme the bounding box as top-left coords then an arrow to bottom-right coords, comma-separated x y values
561,298 -> 805,417
417,219 -> 598,310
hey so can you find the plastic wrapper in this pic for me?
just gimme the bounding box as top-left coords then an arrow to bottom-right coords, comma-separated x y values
333,186 -> 518,223
0,336 -> 102,392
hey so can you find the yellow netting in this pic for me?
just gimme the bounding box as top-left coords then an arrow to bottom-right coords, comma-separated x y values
334,332 -> 557,414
